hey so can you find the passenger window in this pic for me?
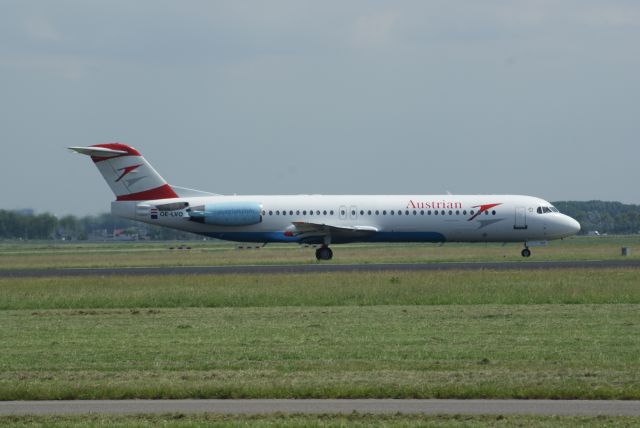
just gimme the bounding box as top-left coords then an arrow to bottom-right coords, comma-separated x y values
463,210 -> 467,215
398,211 -> 402,215
470,210 -> 474,215
441,210 -> 445,215
448,210 -> 452,215
368,210 -> 372,215
303,210 -> 307,215
376,210 -> 380,215
341,210 -> 345,216
391,210 -> 395,215
413,210 -> 417,215
330,210 -> 334,215
269,211 -> 273,215
420,210 -> 424,215
428,210 -> 432,215
351,210 -> 356,216
492,210 -> 496,215
383,210 -> 387,215
360,210 -> 364,215
309,210 -> 313,216
455,210 -> 460,215
434,210 -> 438,215
323,210 -> 327,215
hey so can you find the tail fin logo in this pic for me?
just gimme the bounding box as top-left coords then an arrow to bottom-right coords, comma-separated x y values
115,164 -> 143,183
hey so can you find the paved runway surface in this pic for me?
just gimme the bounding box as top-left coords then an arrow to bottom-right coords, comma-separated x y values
2,259 -> 639,278
1,399 -> 639,416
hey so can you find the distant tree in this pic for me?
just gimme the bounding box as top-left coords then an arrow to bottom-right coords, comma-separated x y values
553,201 -> 640,234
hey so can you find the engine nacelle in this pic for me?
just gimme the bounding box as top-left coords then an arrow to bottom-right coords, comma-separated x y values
188,201 -> 262,226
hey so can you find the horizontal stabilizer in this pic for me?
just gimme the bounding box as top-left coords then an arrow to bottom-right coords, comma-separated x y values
68,146 -> 127,158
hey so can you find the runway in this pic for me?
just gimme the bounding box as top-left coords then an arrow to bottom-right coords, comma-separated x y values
1,259 -> 639,278
1,399 -> 639,416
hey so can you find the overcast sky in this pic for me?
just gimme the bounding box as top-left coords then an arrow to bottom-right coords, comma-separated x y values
1,1 -> 639,215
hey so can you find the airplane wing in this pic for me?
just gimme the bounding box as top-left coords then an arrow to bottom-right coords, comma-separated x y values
286,221 -> 378,243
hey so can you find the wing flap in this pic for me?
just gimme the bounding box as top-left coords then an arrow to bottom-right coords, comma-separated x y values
287,221 -> 378,240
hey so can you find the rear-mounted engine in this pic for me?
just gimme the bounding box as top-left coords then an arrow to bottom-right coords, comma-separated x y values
187,201 -> 262,226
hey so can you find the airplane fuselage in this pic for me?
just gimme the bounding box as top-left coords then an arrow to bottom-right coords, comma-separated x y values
112,194 -> 579,245
69,143 -> 580,260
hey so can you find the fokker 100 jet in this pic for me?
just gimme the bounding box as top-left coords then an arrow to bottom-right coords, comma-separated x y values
69,144 -> 580,260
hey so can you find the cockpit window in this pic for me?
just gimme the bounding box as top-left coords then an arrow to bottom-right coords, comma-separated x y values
537,206 -> 556,214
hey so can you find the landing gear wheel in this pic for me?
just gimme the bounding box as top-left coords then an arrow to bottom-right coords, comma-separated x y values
315,246 -> 333,261
521,248 -> 531,258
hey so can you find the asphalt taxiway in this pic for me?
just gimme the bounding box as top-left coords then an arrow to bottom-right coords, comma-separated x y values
1,399 -> 639,416
1,259 -> 639,278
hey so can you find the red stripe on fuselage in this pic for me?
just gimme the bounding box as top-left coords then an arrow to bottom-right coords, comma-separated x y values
116,184 -> 178,201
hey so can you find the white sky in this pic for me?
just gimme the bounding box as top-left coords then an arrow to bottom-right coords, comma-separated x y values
1,1 -> 639,215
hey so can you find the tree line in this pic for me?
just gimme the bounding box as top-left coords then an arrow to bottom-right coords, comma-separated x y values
0,210 -> 198,241
553,201 -> 640,235
1,200 -> 639,240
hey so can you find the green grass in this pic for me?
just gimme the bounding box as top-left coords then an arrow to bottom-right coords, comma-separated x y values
0,269 -> 639,309
2,304 -> 638,400
0,236 -> 638,269
0,269 -> 639,400
1,414 -> 639,427
1,241 -> 638,402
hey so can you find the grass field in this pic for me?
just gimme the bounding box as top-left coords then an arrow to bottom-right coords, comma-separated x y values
1,413 -> 638,427
0,235 -> 638,270
1,269 -> 639,401
1,240 -> 639,426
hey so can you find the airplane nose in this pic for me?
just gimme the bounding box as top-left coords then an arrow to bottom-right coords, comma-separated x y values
565,216 -> 581,236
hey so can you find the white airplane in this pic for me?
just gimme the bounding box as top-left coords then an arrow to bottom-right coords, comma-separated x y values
69,143 -> 580,260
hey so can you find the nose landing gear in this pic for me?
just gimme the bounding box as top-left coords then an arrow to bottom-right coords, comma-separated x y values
315,245 -> 333,261
521,247 -> 531,258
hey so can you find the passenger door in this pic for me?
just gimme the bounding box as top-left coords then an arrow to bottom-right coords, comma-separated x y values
514,207 -> 528,230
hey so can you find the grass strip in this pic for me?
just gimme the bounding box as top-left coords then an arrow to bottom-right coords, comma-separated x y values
1,269 -> 639,309
1,237 -> 639,270
1,413 -> 639,427
1,305 -> 638,400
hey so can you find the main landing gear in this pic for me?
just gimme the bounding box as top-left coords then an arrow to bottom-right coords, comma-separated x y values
315,245 -> 333,261
521,247 -> 531,258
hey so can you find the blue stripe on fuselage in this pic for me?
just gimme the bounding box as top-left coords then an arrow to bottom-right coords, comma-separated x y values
203,231 -> 446,244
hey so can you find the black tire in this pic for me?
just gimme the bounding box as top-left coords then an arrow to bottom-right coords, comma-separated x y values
521,248 -> 531,258
316,246 -> 333,261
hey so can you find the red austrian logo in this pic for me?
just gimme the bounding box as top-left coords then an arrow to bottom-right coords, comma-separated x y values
407,199 -> 462,209
468,203 -> 502,221
115,164 -> 143,182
